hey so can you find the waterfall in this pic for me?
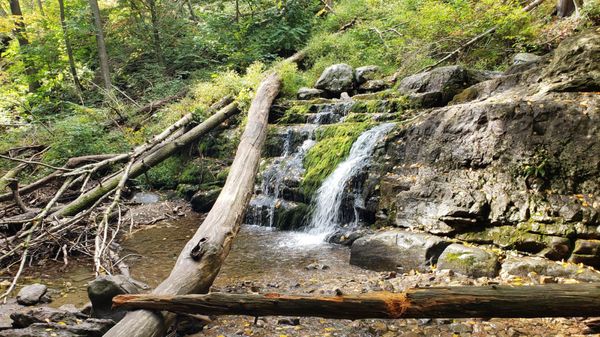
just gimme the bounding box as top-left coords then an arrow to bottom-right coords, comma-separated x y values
303,123 -> 395,242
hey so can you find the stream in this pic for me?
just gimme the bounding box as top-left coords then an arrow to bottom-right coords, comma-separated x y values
17,211 -> 590,336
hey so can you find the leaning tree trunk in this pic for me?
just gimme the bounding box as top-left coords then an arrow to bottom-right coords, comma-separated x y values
104,73 -> 281,337
114,284 -> 600,319
88,0 -> 111,92
58,0 -> 84,96
9,0 -> 40,92
55,102 -> 239,218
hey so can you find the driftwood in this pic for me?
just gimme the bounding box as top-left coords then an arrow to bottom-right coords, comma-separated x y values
114,284 -> 600,319
0,154 -> 117,203
104,73 -> 281,337
55,102 -> 239,218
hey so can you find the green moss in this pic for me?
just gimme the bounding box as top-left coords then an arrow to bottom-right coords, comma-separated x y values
278,104 -> 311,124
274,203 -> 310,230
302,122 -> 373,195
144,156 -> 184,189
443,252 -> 477,267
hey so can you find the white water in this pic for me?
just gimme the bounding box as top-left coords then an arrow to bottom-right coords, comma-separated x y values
293,122 -> 395,246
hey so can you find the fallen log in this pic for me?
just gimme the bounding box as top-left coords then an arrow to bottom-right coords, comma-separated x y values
104,72 -> 281,337
114,284 -> 600,319
55,101 -> 239,217
0,154 -> 118,203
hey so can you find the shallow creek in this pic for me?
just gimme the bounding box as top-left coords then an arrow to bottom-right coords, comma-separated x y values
16,212 -> 592,336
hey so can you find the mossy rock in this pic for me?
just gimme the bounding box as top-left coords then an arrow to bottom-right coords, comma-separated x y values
437,244 -> 499,278
273,202 -> 310,230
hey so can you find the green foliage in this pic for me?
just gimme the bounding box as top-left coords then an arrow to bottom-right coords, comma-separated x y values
303,0 -> 543,84
43,110 -> 130,165
144,156 -> 183,189
302,122 -> 373,195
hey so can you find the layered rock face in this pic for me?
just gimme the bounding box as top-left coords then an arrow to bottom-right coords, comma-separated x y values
367,31 -> 599,267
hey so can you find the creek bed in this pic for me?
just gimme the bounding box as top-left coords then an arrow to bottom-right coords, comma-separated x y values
9,212 -> 593,336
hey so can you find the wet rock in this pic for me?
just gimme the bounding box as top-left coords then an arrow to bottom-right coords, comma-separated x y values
568,239 -> 600,269
297,87 -> 324,100
397,65 -> 487,107
328,228 -> 370,246
0,319 -> 114,337
87,275 -> 139,322
356,65 -> 380,84
130,192 -> 160,204
500,255 -> 600,282
315,64 -> 355,94
512,53 -> 541,65
190,188 -> 221,212
350,230 -> 451,272
16,284 -> 47,306
437,244 -> 498,278
10,307 -> 85,328
272,202 -> 309,231
358,80 -> 389,93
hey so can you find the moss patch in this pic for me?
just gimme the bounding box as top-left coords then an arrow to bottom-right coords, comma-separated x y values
302,122 -> 373,195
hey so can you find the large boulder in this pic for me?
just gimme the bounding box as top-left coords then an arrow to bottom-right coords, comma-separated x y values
397,65 -> 487,107
512,52 -> 541,65
87,275 -> 139,322
437,244 -> 498,278
297,87 -> 324,100
350,230 -> 451,272
16,284 -> 48,306
356,65 -> 380,84
365,30 -> 600,268
501,255 -> 600,282
315,64 -> 355,94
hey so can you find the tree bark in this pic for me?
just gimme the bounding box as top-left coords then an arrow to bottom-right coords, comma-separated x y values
104,73 -> 281,337
147,0 -> 164,66
88,0 -> 111,92
114,284 -> 600,319
36,0 -> 44,16
186,0 -> 197,21
58,0 -> 84,95
557,0 -> 574,17
55,102 -> 239,217
9,0 -> 40,92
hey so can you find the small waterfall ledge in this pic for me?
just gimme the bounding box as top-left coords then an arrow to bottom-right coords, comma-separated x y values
297,122 -> 396,245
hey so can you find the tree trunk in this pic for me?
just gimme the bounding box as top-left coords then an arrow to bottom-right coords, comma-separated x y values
148,0 -> 164,66
104,73 -> 281,337
9,0 -> 40,92
55,102 -> 239,218
36,0 -> 44,16
557,0 -> 576,17
186,0 -> 197,21
58,0 -> 84,95
88,0 -> 111,92
114,284 -> 600,319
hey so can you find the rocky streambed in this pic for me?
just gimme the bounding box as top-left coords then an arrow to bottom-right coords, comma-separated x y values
1,213 -> 598,336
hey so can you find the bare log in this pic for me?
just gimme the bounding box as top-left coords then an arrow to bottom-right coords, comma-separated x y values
104,73 -> 281,337
55,101 -> 239,218
0,154 -> 118,203
0,163 -> 27,193
114,284 -> 600,319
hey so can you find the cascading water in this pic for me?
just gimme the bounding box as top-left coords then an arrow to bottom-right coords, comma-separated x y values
259,138 -> 315,227
298,122 -> 395,244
